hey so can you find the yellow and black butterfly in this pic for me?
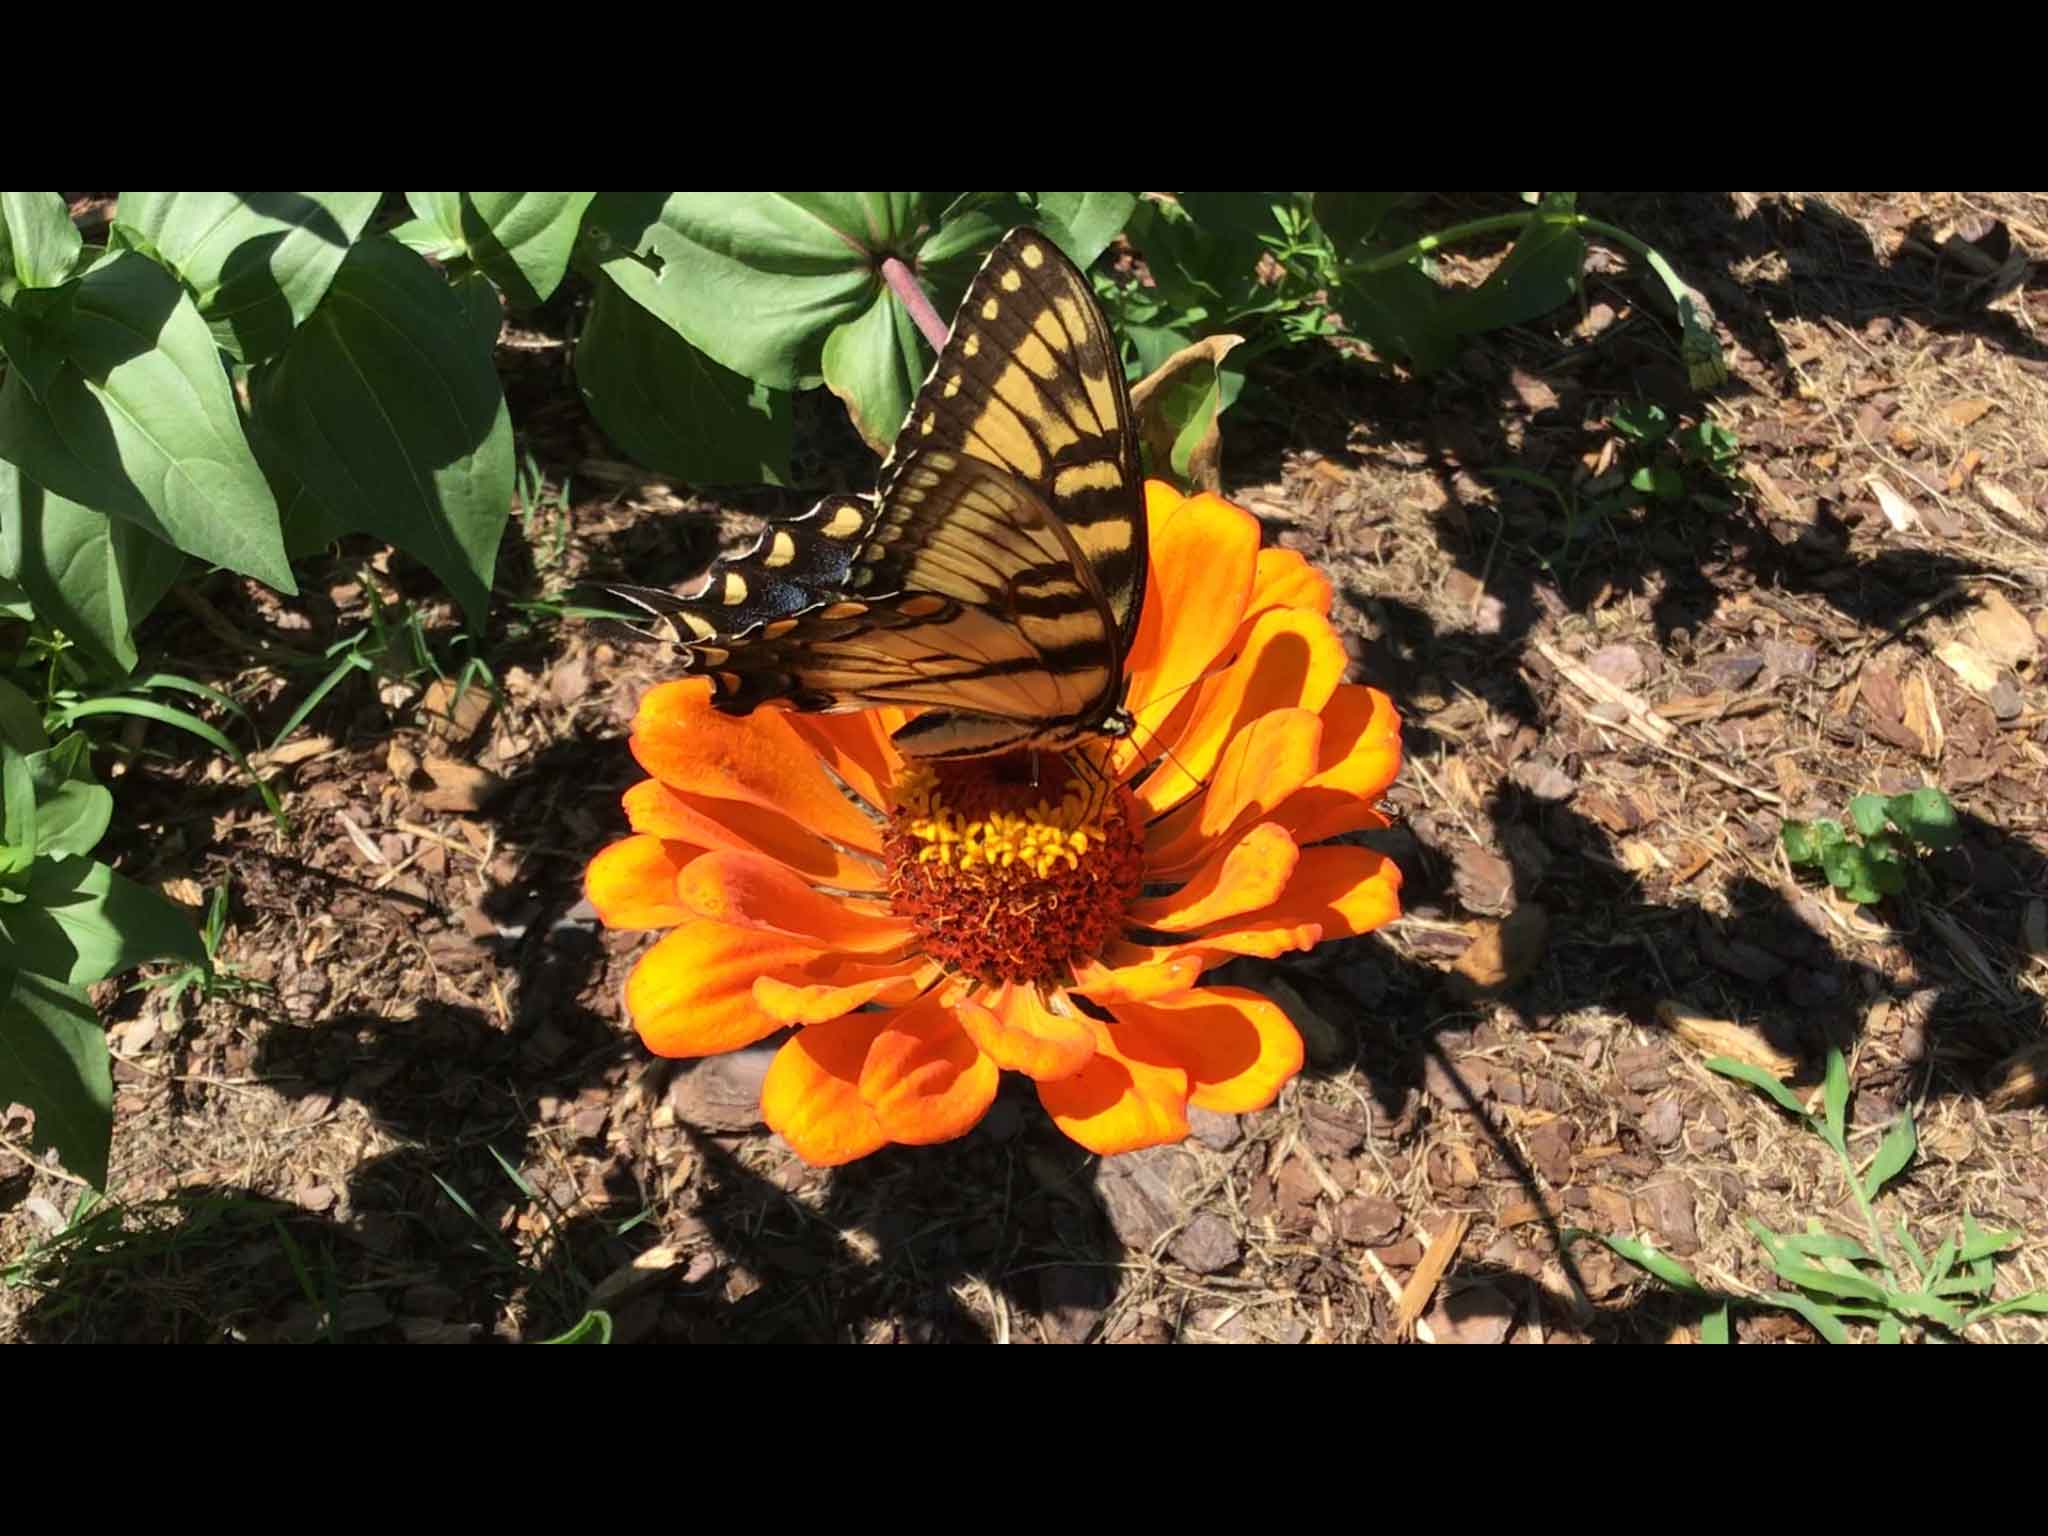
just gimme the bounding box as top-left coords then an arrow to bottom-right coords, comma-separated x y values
616,226 -> 1145,762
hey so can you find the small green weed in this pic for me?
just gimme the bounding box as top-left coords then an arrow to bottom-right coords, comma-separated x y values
1571,1044 -> 2048,1341
129,881 -> 268,1013
1782,786 -> 1961,905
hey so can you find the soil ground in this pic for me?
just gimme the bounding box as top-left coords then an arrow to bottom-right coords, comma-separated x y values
5,191 -> 2047,1343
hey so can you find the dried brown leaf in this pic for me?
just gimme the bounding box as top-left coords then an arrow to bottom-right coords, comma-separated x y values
1969,592 -> 2038,670
1656,1000 -> 1800,1077
1129,334 -> 1245,494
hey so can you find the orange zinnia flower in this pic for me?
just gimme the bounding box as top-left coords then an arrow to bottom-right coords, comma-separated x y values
586,481 -> 1403,1166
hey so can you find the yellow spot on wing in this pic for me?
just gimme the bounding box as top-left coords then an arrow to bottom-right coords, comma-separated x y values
999,268 -> 1022,292
819,601 -> 868,621
721,573 -> 748,605
823,504 -> 865,538
980,298 -> 1000,321
1020,242 -> 1046,269
765,530 -> 797,567
679,613 -> 716,641
962,334 -> 981,359
1053,461 -> 1126,498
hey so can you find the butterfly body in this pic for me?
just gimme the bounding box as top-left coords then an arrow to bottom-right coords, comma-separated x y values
618,226 -> 1145,763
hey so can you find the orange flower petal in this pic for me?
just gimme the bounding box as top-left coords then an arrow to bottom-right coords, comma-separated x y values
954,983 -> 1097,1082
858,994 -> 1000,1145
753,963 -> 931,1025
1120,483 -> 1261,761
1068,945 -> 1204,1003
676,850 -> 915,955
1247,546 -> 1333,619
1193,844 -> 1403,959
1276,685 -> 1403,846
1130,821 -> 1299,931
786,711 -> 905,816
1110,986 -> 1304,1114
1037,1015 -> 1190,1156
626,920 -> 831,1056
761,1012 -> 891,1166
630,679 -> 884,854
1135,605 -> 1350,816
585,834 -> 697,930
1144,708 -> 1323,874
623,778 -> 882,892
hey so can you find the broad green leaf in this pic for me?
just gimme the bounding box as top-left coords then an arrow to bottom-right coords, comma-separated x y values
1612,403 -> 1670,444
449,267 -> 506,354
1700,1302 -> 1731,1344
1335,264 -> 1458,374
1760,1290 -> 1850,1344
1819,840 -> 1870,897
26,735 -> 111,860
0,969 -> 111,1187
1125,320 -> 1200,381
1566,1227 -> 1712,1295
2,741 -> 36,874
1313,193 -> 1409,250
456,193 -> 597,307
1443,214 -> 1586,336
1780,821 -> 1817,865
0,855 -> 204,985
1960,1213 -> 2018,1263
1631,464 -> 1686,502
1863,1112 -> 1917,1200
1886,786 -> 1960,849
243,409 -> 348,560
1032,192 -> 1137,268
113,191 -> 380,364
1,192 -> 84,289
0,677 -> 47,753
0,458 -> 186,673
249,237 -> 513,629
1131,196 -> 1268,319
1877,1315 -> 1902,1344
0,251 -> 293,591
1705,1055 -> 1810,1119
598,194 -> 900,390
1822,1047 -> 1849,1151
1811,818 -> 1846,851
1849,794 -> 1889,837
576,272 -> 791,487
821,279 -> 926,456
401,192 -> 464,251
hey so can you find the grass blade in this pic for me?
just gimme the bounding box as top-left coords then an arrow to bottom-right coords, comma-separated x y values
1705,1056 -> 1810,1119
1565,1228 -> 1712,1296
1700,1303 -> 1731,1344
1965,1292 -> 2048,1324
1761,1290 -> 1850,1344
1822,1047 -> 1849,1153
1959,1213 -> 2018,1263
1862,1112 -> 1916,1200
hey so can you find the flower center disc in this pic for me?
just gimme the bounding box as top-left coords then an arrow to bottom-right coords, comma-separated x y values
885,756 -> 1143,987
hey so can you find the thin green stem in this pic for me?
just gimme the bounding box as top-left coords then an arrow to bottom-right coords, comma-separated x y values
1828,1129 -> 1902,1293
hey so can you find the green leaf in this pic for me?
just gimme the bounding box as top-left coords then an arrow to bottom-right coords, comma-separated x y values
1443,214 -> 1586,336
1776,1229 -> 1876,1263
0,251 -> 294,591
1848,793 -> 1889,837
822,279 -> 926,457
1886,1291 -> 1968,1331
0,457 -> 186,673
598,194 -> 898,391
1565,1227 -> 1713,1296
1966,1292 -> 2048,1323
449,267 -> 506,354
2,741 -> 37,874
0,855 -> 204,985
1886,786 -> 1961,849
1760,1290 -> 1850,1344
1611,403 -> 1670,444
575,272 -> 791,487
1030,193 -> 1136,268
1313,193 -> 1409,250
1820,840 -> 1879,903
1335,264 -> 1458,374
1811,819 -> 1846,851
1630,464 -> 1686,502
1959,1213 -> 2018,1263
249,237 -> 513,629
1705,1055 -> 1810,1119
1822,1047 -> 1849,1151
537,1308 -> 614,1344
1877,1315 -> 1902,1344
1129,197 -> 1268,319
1781,821 -> 1818,865
1863,1112 -> 1917,1200
1700,1302 -> 1731,1344
415,192 -> 596,309
1,192 -> 84,289
0,678 -> 47,754
1894,1218 -> 1931,1282
0,969 -> 111,1187
26,735 -> 111,860
113,192 -> 380,364
1926,1236 -> 1958,1288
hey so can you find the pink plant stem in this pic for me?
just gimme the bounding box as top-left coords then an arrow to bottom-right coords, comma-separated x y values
881,255 -> 948,352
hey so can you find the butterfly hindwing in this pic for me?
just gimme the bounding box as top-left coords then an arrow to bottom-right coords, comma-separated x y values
626,225 -> 1146,758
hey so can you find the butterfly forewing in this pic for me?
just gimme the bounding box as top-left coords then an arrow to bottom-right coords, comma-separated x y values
625,225 -> 1146,758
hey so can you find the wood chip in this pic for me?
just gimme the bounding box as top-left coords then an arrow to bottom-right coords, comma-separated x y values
419,757 -> 506,813
1447,904 -> 1549,998
1947,449 -> 1982,493
1742,462 -> 1803,521
252,733 -> 334,770
1902,667 -> 1944,760
1866,475 -> 1920,533
1656,1000 -> 1799,1077
1534,638 -> 1675,745
1969,592 -> 2037,670
1940,397 -> 1996,430
1937,639 -> 2004,694
1988,1043 -> 2048,1111
1395,1213 -> 1471,1340
334,810 -> 385,865
1976,479 -> 2038,528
